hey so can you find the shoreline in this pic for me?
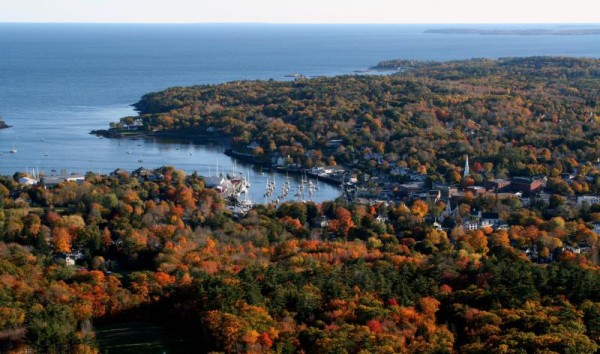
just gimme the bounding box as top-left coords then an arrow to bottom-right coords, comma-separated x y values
91,129 -> 345,188
91,128 -> 231,145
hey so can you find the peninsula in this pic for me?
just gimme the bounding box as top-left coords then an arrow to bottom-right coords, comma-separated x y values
97,57 -> 600,187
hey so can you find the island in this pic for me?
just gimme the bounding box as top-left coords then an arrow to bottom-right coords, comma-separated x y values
2,57 -> 599,353
425,28 -> 600,36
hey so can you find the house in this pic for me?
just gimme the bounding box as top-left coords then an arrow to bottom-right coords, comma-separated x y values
577,195 -> 600,207
132,167 -> 153,178
364,153 -> 383,163
65,175 -> 85,183
326,139 -> 343,148
561,173 -> 575,184
524,245 -> 539,259
466,186 -> 488,196
487,179 -> 511,192
462,211 -> 499,230
496,224 -> 510,230
537,191 -> 551,204
481,212 -> 501,227
510,177 -> 543,196
376,215 -> 389,223
431,183 -> 458,201
204,175 -> 226,188
398,181 -> 425,194
439,202 -> 453,223
391,166 -> 410,177
275,157 -> 286,166
409,173 -> 427,182
464,219 -> 480,231
246,141 -> 260,150
41,174 -> 85,188
311,166 -> 345,177
54,253 -> 76,266
110,168 -> 130,177
427,190 -> 442,203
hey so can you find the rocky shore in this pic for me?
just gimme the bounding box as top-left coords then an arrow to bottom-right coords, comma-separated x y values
0,118 -> 10,129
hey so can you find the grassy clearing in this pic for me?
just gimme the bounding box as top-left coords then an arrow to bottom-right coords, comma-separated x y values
95,321 -> 201,354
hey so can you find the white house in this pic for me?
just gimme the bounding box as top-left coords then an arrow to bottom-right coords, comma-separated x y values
376,215 -> 389,223
464,219 -> 480,231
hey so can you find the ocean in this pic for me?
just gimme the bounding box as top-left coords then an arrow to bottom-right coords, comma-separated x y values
0,23 -> 599,202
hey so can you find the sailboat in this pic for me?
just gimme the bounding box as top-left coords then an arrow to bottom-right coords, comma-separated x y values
239,192 -> 254,212
9,144 -> 17,154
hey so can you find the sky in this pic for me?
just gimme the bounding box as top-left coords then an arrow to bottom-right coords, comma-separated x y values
0,0 -> 598,24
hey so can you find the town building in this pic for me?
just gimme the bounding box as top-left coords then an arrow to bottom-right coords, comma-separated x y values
510,177 -> 543,196
577,195 -> 600,207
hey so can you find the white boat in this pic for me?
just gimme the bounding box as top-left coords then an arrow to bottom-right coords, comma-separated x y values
239,194 -> 254,212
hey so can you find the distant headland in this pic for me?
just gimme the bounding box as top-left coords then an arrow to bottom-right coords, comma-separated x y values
0,117 -> 10,129
425,28 -> 600,36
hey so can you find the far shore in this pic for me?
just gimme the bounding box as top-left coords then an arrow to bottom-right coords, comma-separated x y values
425,28 -> 600,36
91,128 -> 345,187
90,128 -> 231,145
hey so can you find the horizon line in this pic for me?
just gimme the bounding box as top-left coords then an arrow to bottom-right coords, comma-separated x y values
1,21 -> 599,25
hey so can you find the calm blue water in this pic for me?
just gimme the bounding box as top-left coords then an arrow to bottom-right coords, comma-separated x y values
0,23 -> 599,202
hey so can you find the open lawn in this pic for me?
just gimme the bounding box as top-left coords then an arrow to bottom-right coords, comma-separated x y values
95,321 -> 202,354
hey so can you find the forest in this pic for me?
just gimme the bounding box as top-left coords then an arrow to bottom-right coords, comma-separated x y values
1,57 -> 599,353
0,164 -> 599,353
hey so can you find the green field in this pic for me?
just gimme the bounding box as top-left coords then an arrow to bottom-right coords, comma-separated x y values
95,321 -> 202,354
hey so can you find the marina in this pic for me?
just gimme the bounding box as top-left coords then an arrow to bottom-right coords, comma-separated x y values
1,132 -> 342,205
